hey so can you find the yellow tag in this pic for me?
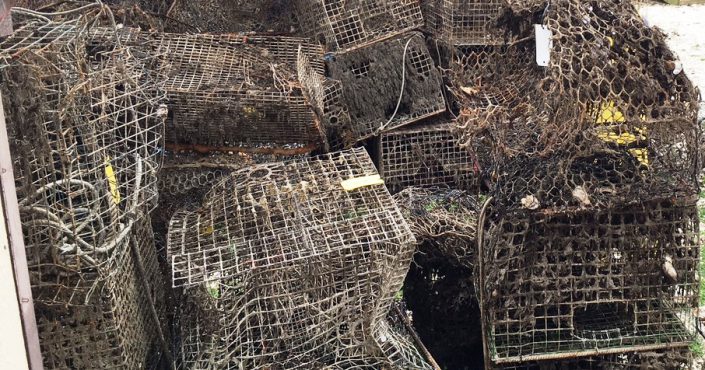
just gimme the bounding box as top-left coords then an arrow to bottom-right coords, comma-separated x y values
341,175 -> 384,191
104,157 -> 121,205
607,36 -> 614,48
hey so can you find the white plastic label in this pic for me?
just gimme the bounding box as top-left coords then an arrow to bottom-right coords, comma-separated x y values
535,24 -> 552,67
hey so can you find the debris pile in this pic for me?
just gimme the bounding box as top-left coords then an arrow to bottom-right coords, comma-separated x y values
1,0 -> 702,369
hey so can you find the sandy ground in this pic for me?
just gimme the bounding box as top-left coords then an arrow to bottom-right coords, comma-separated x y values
637,2 -> 705,119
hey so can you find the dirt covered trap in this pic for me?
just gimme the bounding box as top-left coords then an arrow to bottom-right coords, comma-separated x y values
480,199 -> 700,364
379,121 -> 482,194
167,148 -> 433,369
293,0 -> 424,53
100,29 -> 328,153
452,0 -> 700,212
301,32 -> 446,149
1,7 -> 167,369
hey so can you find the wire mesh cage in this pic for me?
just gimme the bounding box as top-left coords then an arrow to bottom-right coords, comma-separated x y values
293,0 -> 424,53
450,0 -> 701,211
148,32 -> 327,152
35,217 -> 166,369
164,0 -> 295,34
1,10 -> 167,307
479,199 -> 700,364
166,148 -> 433,369
323,32 -> 446,147
1,9 -> 167,368
379,121 -> 480,194
421,0 -> 505,45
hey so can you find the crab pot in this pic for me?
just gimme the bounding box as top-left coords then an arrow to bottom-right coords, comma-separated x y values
480,199 -> 700,364
293,0 -> 424,53
325,33 -> 446,146
34,217 -> 165,369
421,0 -> 505,45
1,16 -> 168,368
379,122 -> 480,194
167,148 -> 432,369
150,33 -> 326,152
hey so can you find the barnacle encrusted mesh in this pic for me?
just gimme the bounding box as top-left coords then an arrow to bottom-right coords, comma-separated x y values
421,0 -> 505,45
479,199 -> 700,364
149,32 -> 326,151
1,10 -> 167,368
394,187 -> 478,269
379,121 -> 480,193
1,11 -> 166,307
324,33 -> 446,147
452,0 -> 701,211
293,0 -> 424,53
36,218 -> 165,369
167,148 -> 432,369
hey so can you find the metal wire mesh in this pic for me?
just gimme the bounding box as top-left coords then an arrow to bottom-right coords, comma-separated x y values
167,148 -> 432,369
293,0 -> 424,53
480,199 -> 700,364
451,0 -> 701,211
323,32 -> 446,147
394,187 -> 478,269
1,9 -> 167,368
379,121 -> 479,193
36,217 -> 166,369
164,0 -> 295,34
421,0 -> 505,45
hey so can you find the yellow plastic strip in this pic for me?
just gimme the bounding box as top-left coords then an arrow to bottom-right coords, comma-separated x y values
104,157 -> 121,205
341,175 -> 384,191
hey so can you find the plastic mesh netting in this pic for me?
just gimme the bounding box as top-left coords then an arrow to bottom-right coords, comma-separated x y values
313,33 -> 446,148
480,199 -> 700,363
379,121 -> 480,194
452,0 -> 701,211
421,0 -> 505,45
293,0 -> 424,53
167,148 -> 432,369
1,7 -> 167,368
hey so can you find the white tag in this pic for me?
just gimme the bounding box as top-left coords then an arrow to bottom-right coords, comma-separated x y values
535,24 -> 552,67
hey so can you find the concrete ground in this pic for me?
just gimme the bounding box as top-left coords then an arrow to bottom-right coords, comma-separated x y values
637,2 -> 705,117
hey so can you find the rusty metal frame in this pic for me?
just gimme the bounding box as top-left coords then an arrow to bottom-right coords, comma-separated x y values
0,93 -> 44,370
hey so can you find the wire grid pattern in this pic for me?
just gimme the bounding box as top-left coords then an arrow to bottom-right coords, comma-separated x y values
36,217 -> 165,369
450,0 -> 700,211
164,0 -> 295,34
1,12 -> 167,369
480,200 -> 700,363
1,15 -> 166,307
297,46 -> 353,150
293,0 -> 424,53
326,32 -> 446,145
421,0 -> 505,45
152,32 -> 325,149
379,122 -> 479,193
394,187 -> 478,270
167,148 -> 432,369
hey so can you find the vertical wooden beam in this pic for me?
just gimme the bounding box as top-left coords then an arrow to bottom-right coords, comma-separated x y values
0,91 -> 44,369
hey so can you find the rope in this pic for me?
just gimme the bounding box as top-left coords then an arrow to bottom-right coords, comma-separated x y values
378,33 -> 420,134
